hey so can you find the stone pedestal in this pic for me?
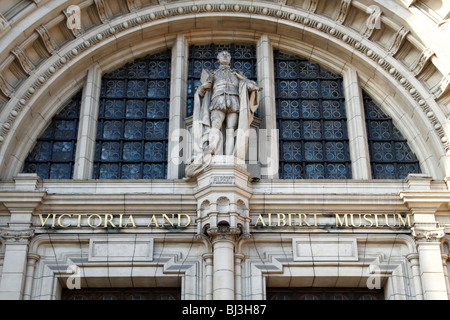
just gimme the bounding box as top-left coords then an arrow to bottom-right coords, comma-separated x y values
193,156 -> 252,300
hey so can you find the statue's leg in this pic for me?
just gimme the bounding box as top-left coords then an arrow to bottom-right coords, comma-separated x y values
225,112 -> 239,156
209,109 -> 225,154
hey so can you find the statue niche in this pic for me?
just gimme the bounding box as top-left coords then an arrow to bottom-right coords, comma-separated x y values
185,51 -> 262,179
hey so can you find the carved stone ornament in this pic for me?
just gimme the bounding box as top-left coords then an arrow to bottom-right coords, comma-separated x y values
411,48 -> 434,75
388,26 -> 409,55
306,0 -> 318,13
335,0 -> 352,24
431,74 -> 450,98
94,0 -> 109,23
411,226 -> 445,242
206,224 -> 242,242
11,46 -> 35,75
0,228 -> 35,243
363,5 -> 382,38
36,25 -> 58,54
64,5 -> 82,36
126,0 -> 140,12
0,73 -> 15,98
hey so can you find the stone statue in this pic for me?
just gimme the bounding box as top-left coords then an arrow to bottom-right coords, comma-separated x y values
185,51 -> 262,179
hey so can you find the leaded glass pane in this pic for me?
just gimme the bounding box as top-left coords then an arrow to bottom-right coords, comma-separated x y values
22,92 -> 81,179
187,44 -> 257,117
275,51 -> 351,179
363,92 -> 421,179
94,50 -> 170,179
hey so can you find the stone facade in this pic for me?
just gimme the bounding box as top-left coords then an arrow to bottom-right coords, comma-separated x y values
0,0 -> 449,300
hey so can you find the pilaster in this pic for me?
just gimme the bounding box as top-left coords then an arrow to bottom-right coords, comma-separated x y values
400,175 -> 450,300
0,173 -> 45,300
167,34 -> 188,179
257,35 -> 278,179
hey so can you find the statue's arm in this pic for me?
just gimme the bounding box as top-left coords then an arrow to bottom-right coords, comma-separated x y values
196,78 -> 213,97
233,70 -> 262,92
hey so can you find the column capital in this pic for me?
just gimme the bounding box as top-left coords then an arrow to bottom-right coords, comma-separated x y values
0,228 -> 34,244
207,223 -> 242,244
411,225 -> 445,243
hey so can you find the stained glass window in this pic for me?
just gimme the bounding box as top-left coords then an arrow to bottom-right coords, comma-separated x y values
363,92 -> 421,179
187,43 -> 257,117
93,50 -> 171,179
22,92 -> 82,179
275,51 -> 351,179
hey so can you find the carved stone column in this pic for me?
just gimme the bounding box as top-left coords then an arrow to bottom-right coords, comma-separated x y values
23,253 -> 40,300
202,253 -> 213,300
0,229 -> 35,300
406,253 -> 423,300
207,224 -> 241,300
411,226 -> 447,299
234,253 -> 245,300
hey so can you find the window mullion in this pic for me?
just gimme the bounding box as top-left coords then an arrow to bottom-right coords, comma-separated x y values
167,34 -> 188,179
342,68 -> 372,180
257,34 -> 278,179
73,64 -> 102,179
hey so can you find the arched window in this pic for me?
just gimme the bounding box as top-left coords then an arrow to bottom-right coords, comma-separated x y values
274,51 -> 351,179
363,92 -> 421,179
22,92 -> 82,179
92,50 -> 171,179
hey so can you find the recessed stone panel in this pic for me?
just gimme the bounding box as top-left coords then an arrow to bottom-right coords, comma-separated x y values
88,236 -> 154,262
292,236 -> 358,261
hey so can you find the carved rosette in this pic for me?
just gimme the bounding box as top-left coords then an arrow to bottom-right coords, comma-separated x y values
0,228 -> 35,244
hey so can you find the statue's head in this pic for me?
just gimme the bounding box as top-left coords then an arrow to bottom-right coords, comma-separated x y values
217,51 -> 231,65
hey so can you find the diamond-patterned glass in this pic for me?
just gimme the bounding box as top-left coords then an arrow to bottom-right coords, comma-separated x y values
363,92 -> 421,179
94,50 -> 171,179
22,92 -> 81,179
275,51 -> 351,179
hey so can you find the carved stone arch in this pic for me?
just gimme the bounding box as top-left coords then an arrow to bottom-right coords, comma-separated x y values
199,200 -> 211,218
217,197 -> 230,214
0,1 -> 448,179
236,199 -> 248,216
